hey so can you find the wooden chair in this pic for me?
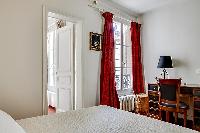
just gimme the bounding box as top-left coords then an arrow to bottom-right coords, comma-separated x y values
158,79 -> 189,127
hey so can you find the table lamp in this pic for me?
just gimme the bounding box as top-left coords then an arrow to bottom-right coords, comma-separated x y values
157,56 -> 173,79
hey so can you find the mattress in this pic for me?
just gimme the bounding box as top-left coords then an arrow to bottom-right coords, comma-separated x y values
17,106 -> 198,133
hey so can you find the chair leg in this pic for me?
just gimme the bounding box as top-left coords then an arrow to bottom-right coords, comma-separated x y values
159,110 -> 162,120
184,111 -> 187,127
175,112 -> 178,124
166,111 -> 170,122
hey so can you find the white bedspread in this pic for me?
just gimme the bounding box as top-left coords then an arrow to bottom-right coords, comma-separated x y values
17,106 -> 198,133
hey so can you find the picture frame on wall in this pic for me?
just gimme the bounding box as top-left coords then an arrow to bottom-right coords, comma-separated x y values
89,32 -> 102,51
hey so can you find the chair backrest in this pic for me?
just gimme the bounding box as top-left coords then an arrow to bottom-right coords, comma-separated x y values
158,79 -> 181,108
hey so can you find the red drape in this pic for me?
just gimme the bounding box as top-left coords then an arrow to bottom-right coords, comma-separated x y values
131,22 -> 145,94
100,12 -> 119,108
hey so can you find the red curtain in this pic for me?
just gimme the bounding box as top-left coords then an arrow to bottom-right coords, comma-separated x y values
131,22 -> 145,94
100,12 -> 119,108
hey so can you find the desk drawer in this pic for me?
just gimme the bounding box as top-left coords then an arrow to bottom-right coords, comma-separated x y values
180,87 -> 193,95
194,89 -> 200,97
194,100 -> 200,108
194,110 -> 200,117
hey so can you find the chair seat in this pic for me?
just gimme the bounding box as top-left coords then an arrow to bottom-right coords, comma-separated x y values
160,101 -> 189,109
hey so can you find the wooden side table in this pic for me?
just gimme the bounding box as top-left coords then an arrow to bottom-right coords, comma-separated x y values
135,94 -> 149,115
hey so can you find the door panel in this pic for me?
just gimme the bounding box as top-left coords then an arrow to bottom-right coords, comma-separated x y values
58,88 -> 72,111
58,29 -> 72,72
56,22 -> 74,112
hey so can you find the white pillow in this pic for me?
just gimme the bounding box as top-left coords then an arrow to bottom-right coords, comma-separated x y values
0,109 -> 26,133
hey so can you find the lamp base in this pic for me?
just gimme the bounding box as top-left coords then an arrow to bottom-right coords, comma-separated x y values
161,68 -> 167,79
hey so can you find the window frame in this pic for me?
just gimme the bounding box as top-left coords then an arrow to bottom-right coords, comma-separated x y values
113,20 -> 133,96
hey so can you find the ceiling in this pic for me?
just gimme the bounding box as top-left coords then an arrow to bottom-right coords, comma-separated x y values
109,0 -> 188,14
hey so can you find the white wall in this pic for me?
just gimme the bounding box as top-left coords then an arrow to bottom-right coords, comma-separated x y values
0,0 -> 134,119
142,0 -> 200,86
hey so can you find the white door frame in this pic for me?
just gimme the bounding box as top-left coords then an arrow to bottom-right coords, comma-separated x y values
42,6 -> 83,115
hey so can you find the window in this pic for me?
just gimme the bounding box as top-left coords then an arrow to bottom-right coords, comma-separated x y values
113,21 -> 133,95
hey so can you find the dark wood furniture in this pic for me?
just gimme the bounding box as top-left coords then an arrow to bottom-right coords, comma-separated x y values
148,84 -> 160,119
193,88 -> 200,130
158,79 -> 189,127
148,83 -> 200,130
135,94 -> 149,115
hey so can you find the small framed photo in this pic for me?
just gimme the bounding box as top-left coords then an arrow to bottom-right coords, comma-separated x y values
89,32 -> 102,51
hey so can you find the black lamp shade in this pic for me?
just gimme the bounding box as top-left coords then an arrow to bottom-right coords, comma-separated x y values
157,56 -> 173,68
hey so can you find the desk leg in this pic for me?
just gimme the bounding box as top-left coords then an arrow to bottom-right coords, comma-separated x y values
166,111 -> 170,122
184,111 -> 187,127
175,112 -> 178,124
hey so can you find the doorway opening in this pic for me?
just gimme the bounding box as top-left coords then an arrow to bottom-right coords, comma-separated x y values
43,9 -> 83,115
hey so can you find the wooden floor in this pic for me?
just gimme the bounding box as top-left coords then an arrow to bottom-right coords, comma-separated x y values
48,106 -> 56,114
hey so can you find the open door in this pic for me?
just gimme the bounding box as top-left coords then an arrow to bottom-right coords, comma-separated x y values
43,10 -> 83,115
56,22 -> 74,112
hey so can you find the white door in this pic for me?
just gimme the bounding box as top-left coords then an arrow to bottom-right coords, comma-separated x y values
56,22 -> 74,112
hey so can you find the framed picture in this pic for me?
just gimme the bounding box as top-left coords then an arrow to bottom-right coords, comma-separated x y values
89,32 -> 102,51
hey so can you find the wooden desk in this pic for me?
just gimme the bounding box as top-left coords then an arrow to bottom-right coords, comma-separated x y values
180,84 -> 200,96
148,84 -> 200,130
180,84 -> 199,105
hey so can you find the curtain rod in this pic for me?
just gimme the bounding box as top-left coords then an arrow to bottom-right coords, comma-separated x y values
88,4 -> 137,23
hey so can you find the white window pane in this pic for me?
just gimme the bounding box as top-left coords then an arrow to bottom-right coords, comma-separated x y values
123,24 -> 131,46
123,45 -> 132,68
123,68 -> 132,90
114,21 -> 122,68
115,44 -> 121,54
113,21 -> 121,41
115,44 -> 121,67
115,68 -> 121,90
115,59 -> 121,68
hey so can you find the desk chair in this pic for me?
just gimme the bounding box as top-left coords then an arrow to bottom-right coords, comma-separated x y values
158,79 -> 189,127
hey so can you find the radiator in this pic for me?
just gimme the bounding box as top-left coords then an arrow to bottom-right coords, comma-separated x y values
119,95 -> 135,112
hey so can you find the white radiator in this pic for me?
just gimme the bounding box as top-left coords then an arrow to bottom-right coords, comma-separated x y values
119,95 -> 135,112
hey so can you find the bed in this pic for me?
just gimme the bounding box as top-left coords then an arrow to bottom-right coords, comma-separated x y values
1,106 -> 199,133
